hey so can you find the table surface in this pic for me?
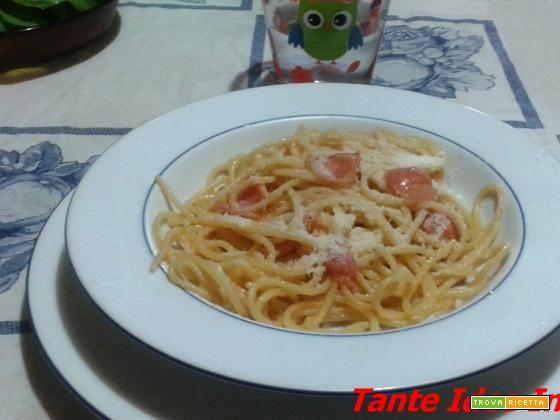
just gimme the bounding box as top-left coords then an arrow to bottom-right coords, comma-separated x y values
1,1 -> 560,419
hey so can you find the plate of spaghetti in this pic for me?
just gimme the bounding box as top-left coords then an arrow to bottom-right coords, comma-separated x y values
66,84 -> 560,392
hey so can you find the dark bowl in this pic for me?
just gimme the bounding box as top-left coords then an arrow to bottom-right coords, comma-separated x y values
0,0 -> 118,71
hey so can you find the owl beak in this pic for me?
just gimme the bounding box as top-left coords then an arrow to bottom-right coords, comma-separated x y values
323,23 -> 333,31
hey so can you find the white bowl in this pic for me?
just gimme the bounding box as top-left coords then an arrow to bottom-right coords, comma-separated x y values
66,84 -> 560,392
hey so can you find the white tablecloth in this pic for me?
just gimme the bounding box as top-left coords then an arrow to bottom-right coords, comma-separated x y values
1,0 -> 559,418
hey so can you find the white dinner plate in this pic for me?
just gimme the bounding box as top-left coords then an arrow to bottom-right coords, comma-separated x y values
27,195 -> 560,419
65,84 -> 560,393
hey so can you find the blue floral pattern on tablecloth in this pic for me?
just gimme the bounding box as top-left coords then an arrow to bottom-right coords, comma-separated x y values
0,142 -> 95,293
373,25 -> 495,98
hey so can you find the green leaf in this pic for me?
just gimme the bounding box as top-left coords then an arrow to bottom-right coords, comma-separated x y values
0,0 -> 103,33
6,0 -> 103,13
0,9 -> 41,28
8,0 -> 68,9
44,2 -> 81,20
67,0 -> 99,12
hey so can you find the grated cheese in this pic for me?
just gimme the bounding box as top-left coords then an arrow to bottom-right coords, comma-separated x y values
268,219 -> 288,230
333,206 -> 356,233
348,227 -> 381,255
423,213 -> 451,239
390,151 -> 445,172
297,253 -> 326,277
307,155 -> 332,180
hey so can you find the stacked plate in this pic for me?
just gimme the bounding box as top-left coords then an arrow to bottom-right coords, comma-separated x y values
27,84 -> 560,418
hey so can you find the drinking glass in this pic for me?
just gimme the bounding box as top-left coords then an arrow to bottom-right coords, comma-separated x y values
261,0 -> 391,83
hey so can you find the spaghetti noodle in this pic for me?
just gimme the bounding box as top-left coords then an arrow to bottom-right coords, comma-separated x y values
151,128 -> 510,333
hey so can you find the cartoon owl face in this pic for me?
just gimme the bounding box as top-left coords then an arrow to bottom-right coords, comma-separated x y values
297,0 -> 359,60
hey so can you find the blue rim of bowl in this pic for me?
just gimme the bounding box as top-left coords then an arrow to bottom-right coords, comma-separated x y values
142,114 -> 526,338
0,0 -> 116,38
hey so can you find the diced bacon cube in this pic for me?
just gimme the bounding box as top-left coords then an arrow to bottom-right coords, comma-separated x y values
305,152 -> 360,187
384,167 -> 437,203
421,212 -> 459,241
324,247 -> 358,289
236,184 -> 267,208
275,240 -> 299,257
213,183 -> 268,219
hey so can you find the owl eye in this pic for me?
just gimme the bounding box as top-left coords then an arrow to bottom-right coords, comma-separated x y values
303,10 -> 324,29
332,11 -> 352,30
